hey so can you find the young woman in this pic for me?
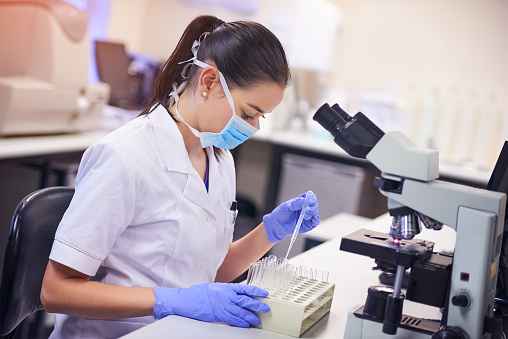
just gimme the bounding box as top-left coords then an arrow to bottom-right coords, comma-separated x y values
41,15 -> 320,338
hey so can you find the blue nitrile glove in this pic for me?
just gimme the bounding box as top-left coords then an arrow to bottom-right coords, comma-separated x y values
153,283 -> 270,328
263,191 -> 321,243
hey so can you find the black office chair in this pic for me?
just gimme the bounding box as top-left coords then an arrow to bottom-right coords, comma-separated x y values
0,187 -> 74,339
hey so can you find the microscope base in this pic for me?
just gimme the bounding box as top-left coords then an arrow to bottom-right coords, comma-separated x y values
344,305 -> 439,339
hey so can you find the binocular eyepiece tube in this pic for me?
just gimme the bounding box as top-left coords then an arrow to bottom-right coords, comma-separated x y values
312,103 -> 385,159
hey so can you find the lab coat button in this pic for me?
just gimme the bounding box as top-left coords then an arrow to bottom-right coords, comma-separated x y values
200,259 -> 208,267
206,217 -> 212,224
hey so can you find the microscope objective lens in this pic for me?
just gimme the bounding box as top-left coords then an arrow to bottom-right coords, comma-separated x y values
390,216 -> 402,240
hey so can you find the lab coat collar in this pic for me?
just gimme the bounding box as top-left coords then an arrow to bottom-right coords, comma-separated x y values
148,105 -> 188,174
148,105 -> 227,216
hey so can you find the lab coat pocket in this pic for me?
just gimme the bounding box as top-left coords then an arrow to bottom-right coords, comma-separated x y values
216,210 -> 236,269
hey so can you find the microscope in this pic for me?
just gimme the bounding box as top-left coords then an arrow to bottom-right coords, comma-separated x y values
313,104 -> 507,338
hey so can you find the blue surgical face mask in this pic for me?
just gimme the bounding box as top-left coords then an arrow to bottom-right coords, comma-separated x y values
173,59 -> 259,149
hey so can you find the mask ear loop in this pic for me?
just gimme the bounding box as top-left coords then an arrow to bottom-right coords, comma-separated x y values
168,32 -> 210,107
179,32 -> 210,65
193,59 -> 236,117
168,31 -> 244,128
168,81 -> 187,108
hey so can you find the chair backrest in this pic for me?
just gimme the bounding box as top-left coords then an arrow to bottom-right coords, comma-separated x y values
0,186 -> 74,336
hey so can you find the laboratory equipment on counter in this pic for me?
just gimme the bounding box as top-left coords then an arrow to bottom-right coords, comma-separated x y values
313,103 -> 507,338
246,255 -> 334,337
285,191 -> 313,259
0,0 -> 110,136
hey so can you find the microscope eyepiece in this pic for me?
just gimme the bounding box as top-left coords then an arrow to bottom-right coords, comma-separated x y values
313,103 -> 347,138
313,103 -> 385,159
331,103 -> 353,122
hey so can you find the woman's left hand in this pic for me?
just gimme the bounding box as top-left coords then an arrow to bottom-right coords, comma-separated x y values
263,191 -> 320,243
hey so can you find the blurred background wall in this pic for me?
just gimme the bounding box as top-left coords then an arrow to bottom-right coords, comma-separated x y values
103,0 -> 508,167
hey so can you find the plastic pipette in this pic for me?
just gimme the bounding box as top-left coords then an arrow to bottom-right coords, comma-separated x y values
285,191 -> 312,260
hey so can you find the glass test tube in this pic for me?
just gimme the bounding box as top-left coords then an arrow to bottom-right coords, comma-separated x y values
322,271 -> 329,283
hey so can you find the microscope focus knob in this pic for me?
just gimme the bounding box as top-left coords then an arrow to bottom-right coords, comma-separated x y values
431,326 -> 466,339
451,293 -> 470,308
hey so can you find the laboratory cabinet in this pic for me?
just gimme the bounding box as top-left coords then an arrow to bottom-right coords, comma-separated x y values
276,153 -> 379,219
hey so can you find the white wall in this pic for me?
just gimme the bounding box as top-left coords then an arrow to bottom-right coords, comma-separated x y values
332,0 -> 508,92
106,0 -> 148,51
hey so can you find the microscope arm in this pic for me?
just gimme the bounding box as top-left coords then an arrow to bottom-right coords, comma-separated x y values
366,130 -> 439,182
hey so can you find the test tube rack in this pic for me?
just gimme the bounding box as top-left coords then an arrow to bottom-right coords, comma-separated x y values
253,275 -> 334,337
246,256 -> 334,337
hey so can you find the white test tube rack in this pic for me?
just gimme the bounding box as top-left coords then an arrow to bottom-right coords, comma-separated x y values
247,256 -> 335,337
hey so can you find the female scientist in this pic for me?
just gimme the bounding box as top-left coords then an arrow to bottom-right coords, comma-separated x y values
41,15 -> 320,338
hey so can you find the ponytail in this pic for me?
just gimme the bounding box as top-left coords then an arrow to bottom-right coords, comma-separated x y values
139,16 -> 219,116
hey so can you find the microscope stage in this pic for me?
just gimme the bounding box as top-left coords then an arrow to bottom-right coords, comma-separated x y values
340,228 -> 435,268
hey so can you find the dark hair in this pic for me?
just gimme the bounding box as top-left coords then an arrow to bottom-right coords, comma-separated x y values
139,15 -> 291,156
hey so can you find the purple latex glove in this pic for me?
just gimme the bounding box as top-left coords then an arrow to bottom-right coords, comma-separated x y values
153,283 -> 269,328
263,191 -> 320,243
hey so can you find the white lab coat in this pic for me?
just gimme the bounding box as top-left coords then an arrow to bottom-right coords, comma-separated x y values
48,105 -> 237,338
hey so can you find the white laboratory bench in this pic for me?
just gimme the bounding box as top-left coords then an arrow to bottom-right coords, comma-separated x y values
120,212 -> 456,339
251,128 -> 492,187
0,130 -> 109,160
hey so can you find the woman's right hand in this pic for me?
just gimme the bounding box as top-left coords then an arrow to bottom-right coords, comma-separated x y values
263,191 -> 320,243
153,283 -> 270,328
